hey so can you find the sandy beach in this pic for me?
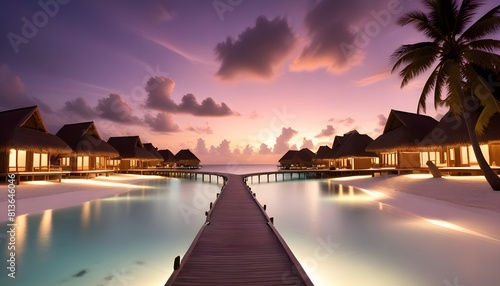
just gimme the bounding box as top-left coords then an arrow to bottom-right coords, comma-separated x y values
2,173 -> 500,241
0,174 -> 166,222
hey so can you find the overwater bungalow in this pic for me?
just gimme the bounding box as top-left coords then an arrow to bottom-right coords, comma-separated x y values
107,136 -> 157,170
314,145 -> 334,169
366,109 -> 438,168
56,122 -> 119,176
415,111 -> 500,168
143,143 -> 164,167
158,149 -> 177,168
0,106 -> 72,183
278,148 -> 316,169
175,149 -> 201,168
331,130 -> 379,169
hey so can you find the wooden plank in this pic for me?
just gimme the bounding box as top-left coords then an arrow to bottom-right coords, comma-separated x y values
166,174 -> 313,286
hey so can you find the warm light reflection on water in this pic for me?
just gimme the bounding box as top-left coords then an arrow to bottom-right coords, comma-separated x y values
37,209 -> 52,251
15,215 -> 27,258
81,202 -> 91,229
252,179 -> 500,285
0,177 -> 221,286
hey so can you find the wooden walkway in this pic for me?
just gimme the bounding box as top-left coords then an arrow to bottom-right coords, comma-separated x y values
165,174 -> 313,286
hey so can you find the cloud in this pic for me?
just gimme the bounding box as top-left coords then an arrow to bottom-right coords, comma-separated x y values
194,138 -> 209,154
354,71 -> 390,86
144,76 -> 237,116
96,93 -> 141,123
62,97 -> 98,119
144,112 -> 180,132
179,94 -> 237,116
328,117 -> 355,125
259,143 -> 273,154
273,127 -> 298,154
290,0 -> 391,73
0,64 -> 34,109
215,16 -> 296,81
300,138 -> 315,149
315,125 -> 336,138
187,124 -> 213,134
374,114 -> 387,134
144,77 -> 177,111
210,139 -> 232,156
242,144 -> 254,155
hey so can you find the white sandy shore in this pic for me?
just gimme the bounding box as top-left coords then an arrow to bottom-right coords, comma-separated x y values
0,174 -> 166,222
332,174 -> 500,241
2,173 -> 500,241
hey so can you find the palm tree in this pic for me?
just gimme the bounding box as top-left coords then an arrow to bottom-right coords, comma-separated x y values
391,0 -> 500,190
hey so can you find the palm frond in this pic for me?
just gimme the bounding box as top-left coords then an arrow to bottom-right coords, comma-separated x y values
462,50 -> 500,71
460,5 -> 500,41
391,42 -> 439,73
454,0 -> 482,34
397,11 -> 444,40
399,52 -> 438,87
463,64 -> 500,135
428,0 -> 460,36
467,39 -> 500,53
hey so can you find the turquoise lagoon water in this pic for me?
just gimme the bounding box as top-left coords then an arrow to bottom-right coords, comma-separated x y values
2,164 -> 499,285
250,180 -> 500,286
0,176 -> 222,286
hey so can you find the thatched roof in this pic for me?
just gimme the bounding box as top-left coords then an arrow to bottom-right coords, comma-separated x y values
279,148 -> 316,164
56,122 -> 119,157
175,149 -> 200,162
143,143 -> 164,161
0,106 -> 72,154
366,109 -> 438,152
315,145 -> 333,159
416,110 -> 500,149
158,149 -> 178,162
107,136 -> 157,160
331,130 -> 378,158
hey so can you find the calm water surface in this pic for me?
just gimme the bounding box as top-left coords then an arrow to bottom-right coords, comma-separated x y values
251,180 -> 500,285
2,165 -> 499,285
0,177 -> 222,286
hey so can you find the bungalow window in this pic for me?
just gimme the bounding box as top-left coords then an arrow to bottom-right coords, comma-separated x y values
96,156 -> 104,169
460,146 -> 469,165
9,149 -> 27,172
449,149 -> 455,160
130,160 -> 138,167
77,156 -> 90,170
468,144 -> 489,165
61,157 -> 70,166
33,153 -> 49,171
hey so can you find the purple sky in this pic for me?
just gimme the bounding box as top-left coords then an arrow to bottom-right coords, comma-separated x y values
1,0 -> 498,163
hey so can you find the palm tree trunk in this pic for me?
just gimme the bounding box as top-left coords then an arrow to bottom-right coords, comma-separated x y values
463,109 -> 500,190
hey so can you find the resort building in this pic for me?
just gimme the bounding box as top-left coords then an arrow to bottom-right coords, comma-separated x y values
314,145 -> 334,169
107,136 -> 157,170
415,111 -> 500,168
158,149 -> 177,168
278,148 -> 316,169
174,149 -> 201,168
143,143 -> 164,168
56,122 -> 119,175
0,106 -> 72,182
366,109 -> 438,169
331,130 -> 379,169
